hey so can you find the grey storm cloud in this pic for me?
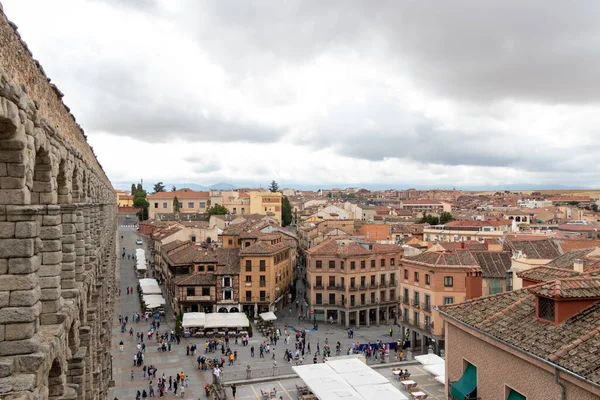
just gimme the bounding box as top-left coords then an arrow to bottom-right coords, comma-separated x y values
187,1 -> 600,104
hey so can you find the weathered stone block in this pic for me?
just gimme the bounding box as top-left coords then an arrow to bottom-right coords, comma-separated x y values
0,163 -> 6,177
42,251 -> 62,265
14,221 -> 37,238
62,243 -> 75,253
10,287 -> 41,307
0,259 -> 7,274
0,238 -> 34,258
0,273 -> 37,291
8,256 -> 40,274
0,188 -> 30,205
42,240 -> 62,252
38,264 -> 60,277
39,275 -> 60,289
0,176 -> 25,189
40,313 -> 65,325
11,373 -> 36,392
0,303 -> 40,323
40,287 -> 60,301
16,352 -> 46,373
5,322 -> 35,341
0,361 -> 14,378
0,291 -> 8,308
6,163 -> 25,178
41,298 -> 61,313
42,215 -> 61,226
62,223 -> 75,235
0,221 -> 15,238
39,225 -> 61,239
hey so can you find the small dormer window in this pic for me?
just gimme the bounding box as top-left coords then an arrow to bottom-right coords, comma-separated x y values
538,297 -> 555,322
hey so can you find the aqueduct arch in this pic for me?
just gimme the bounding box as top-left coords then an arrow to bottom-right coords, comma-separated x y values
0,5 -> 117,399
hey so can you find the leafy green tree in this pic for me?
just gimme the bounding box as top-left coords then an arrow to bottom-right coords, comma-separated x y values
268,180 -> 279,192
439,212 -> 454,225
282,196 -> 292,226
568,201 -> 580,206
592,204 -> 599,212
207,204 -> 229,217
133,189 -> 149,221
153,182 -> 166,193
131,183 -> 136,195
172,185 -> 177,192
419,213 -> 439,225
173,196 -> 180,213
136,183 -> 143,193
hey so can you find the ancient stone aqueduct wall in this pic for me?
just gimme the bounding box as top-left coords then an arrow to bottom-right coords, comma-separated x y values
0,3 -> 117,399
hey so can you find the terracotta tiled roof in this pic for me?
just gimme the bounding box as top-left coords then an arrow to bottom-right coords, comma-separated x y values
404,250 -> 480,268
439,241 -> 487,251
503,238 -> 562,259
169,246 -> 219,265
239,241 -> 289,255
530,278 -> 600,299
174,273 -> 216,286
439,282 -> 600,384
556,239 -> 600,253
471,251 -> 512,278
444,219 -> 510,228
517,266 -> 582,283
545,248 -> 596,269
162,240 -> 185,253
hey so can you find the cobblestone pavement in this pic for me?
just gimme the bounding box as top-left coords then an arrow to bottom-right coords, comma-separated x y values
108,221 -> 445,399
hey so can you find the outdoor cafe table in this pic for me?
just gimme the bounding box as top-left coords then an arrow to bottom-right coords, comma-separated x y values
410,391 -> 427,400
400,380 -> 417,390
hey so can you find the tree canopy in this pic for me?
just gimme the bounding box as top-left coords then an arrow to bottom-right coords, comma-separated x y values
207,204 -> 229,217
282,196 -> 292,227
268,180 -> 279,192
173,196 -> 180,213
153,182 -> 166,193
132,187 -> 149,221
439,212 -> 454,225
172,185 -> 177,192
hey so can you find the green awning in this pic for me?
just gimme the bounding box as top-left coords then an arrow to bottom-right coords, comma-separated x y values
450,363 -> 477,400
507,389 -> 526,400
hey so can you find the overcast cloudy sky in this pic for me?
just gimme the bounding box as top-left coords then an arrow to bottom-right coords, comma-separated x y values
4,1 -> 600,189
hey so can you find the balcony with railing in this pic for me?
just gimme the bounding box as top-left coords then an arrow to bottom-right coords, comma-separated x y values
401,295 -> 410,305
327,284 -> 346,291
313,284 -> 324,290
359,284 -> 368,290
389,280 -> 398,287
180,294 -> 213,302
412,299 -> 420,309
381,295 -> 397,304
369,283 -> 379,289
379,281 -> 388,288
349,285 -> 358,291
422,302 -> 431,312
259,281 -> 266,287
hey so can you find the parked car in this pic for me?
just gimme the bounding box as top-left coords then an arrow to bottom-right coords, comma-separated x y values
125,215 -> 130,219
136,239 -> 143,245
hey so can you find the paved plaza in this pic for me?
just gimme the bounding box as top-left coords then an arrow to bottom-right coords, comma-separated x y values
108,220 -> 445,399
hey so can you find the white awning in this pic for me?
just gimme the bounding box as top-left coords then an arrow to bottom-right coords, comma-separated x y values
259,311 -> 277,321
136,249 -> 145,257
424,363 -> 445,377
139,278 -> 158,287
182,312 -> 206,328
141,285 -> 161,295
414,353 -> 445,366
136,261 -> 147,271
142,294 -> 165,305
434,375 -> 445,385
293,356 -> 408,400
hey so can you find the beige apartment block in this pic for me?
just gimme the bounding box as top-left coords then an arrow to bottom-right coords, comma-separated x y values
399,251 -> 482,355
306,239 -> 404,327
249,190 -> 283,223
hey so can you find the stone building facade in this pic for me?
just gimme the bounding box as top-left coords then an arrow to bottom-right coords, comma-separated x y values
0,4 -> 117,399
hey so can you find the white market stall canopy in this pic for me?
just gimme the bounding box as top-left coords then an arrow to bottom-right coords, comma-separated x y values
139,278 -> 158,287
142,294 -> 166,306
136,249 -> 145,257
259,311 -> 277,322
424,363 -> 445,377
136,261 -> 147,271
181,312 -> 249,329
293,357 -> 408,400
141,285 -> 161,295
182,312 -> 206,328
415,353 -> 445,366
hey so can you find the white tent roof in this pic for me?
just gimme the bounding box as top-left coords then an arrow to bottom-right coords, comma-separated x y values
136,261 -> 147,271
414,353 -> 445,366
136,249 -> 145,257
141,285 -> 161,295
142,294 -> 165,305
354,384 -> 408,400
293,356 -> 407,400
259,311 -> 277,321
424,363 -> 445,377
139,278 -> 158,287
326,358 -> 369,374
434,375 -> 445,385
182,312 -> 206,328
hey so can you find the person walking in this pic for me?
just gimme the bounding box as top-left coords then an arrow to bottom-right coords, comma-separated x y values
231,384 -> 237,399
389,327 -> 393,337
119,340 -> 124,351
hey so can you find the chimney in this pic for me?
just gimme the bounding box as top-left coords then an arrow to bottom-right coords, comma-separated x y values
574,259 -> 584,273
